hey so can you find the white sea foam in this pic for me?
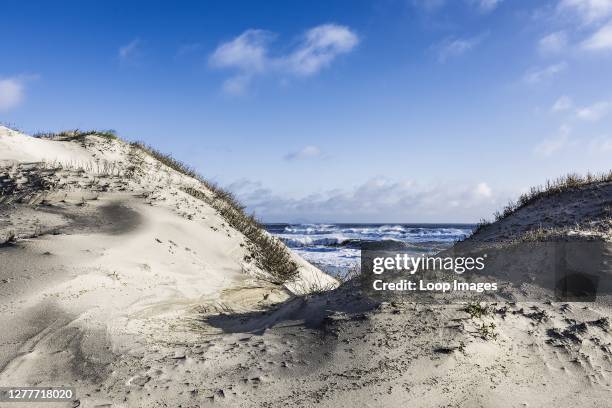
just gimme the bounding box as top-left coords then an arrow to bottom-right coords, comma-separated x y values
267,223 -> 474,276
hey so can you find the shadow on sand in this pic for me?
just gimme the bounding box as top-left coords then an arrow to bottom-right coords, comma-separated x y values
202,281 -> 378,336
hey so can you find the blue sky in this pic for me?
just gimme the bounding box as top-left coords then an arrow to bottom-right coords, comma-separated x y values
2,0 -> 612,222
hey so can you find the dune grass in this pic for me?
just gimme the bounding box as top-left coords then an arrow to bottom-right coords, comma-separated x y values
16,129 -> 299,283
182,186 -> 299,283
129,141 -> 202,181
472,171 -> 612,235
34,129 -> 118,141
130,141 -> 299,283
494,171 -> 612,221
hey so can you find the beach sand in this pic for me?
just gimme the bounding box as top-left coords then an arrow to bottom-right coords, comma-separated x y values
1,126 -> 610,407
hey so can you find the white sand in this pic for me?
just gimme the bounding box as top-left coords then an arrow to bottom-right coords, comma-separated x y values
0,126 -> 610,407
0,127 -> 96,164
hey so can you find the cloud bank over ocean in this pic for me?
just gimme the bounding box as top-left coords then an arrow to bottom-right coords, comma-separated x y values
229,177 -> 501,223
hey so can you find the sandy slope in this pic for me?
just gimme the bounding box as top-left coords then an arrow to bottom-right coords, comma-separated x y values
1,126 -> 610,407
0,126 -> 335,407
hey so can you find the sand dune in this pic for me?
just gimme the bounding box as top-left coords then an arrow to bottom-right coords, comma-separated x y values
0,126 -> 335,406
1,126 -> 610,407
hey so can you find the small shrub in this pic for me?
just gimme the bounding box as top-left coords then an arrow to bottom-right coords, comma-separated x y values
477,322 -> 498,340
465,301 -> 489,319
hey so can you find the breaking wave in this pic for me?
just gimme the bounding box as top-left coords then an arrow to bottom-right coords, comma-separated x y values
265,223 -> 475,276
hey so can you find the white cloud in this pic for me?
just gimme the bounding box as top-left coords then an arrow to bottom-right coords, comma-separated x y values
473,182 -> 492,198
209,24 -> 358,94
414,0 -> 502,13
435,34 -> 485,62
118,39 -> 142,61
228,177 -> 505,223
209,30 -> 272,72
581,21 -> 612,50
472,0 -> 504,13
0,77 -> 25,111
538,31 -> 568,54
558,0 -> 612,24
551,95 -> 573,111
533,125 -> 572,156
523,62 -> 567,84
576,100 -> 611,120
588,135 -> 612,152
534,123 -> 612,156
221,74 -> 252,96
284,145 -> 322,161
284,24 -> 359,76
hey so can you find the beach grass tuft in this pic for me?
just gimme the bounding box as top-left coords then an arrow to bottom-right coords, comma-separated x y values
129,141 -> 202,181
34,129 -> 118,141
471,171 -> 612,235
495,171 -> 612,222
182,186 -> 299,283
129,141 -> 299,283
465,301 -> 489,319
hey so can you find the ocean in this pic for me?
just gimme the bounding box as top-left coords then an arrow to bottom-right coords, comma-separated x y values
264,223 -> 475,276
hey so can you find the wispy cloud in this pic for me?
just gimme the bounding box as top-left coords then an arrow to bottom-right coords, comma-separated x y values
523,62 -> 567,84
118,38 -> 143,63
283,24 -> 359,76
470,0 -> 504,13
473,182 -> 492,198
220,75 -> 252,96
284,146 -> 322,161
414,0 -> 503,13
533,125 -> 572,156
209,24 -> 359,95
435,34 -> 486,62
551,95 -> 573,112
536,2 -> 612,57
208,29 -> 274,95
534,121 -> 612,156
576,100 -> 612,120
209,30 -> 272,72
581,21 -> 612,50
588,135 -> 612,152
538,31 -> 568,54
558,0 -> 612,25
0,75 -> 37,112
0,77 -> 25,111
